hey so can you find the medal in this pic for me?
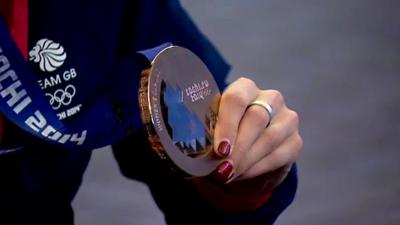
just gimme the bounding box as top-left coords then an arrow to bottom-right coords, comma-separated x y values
139,46 -> 221,177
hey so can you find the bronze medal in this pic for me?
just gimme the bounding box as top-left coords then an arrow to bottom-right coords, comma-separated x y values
139,46 -> 221,177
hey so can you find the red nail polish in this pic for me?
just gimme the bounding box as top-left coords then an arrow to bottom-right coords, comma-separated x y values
213,161 -> 234,184
217,140 -> 231,157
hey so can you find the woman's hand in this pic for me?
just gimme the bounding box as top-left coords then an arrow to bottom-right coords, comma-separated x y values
211,77 -> 303,188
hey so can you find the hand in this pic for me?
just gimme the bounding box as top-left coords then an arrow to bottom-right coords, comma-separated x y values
211,77 -> 303,190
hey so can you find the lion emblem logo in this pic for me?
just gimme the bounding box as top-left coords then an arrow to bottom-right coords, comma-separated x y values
29,38 -> 67,72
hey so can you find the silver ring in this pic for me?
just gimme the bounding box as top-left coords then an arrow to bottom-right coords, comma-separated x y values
249,100 -> 274,126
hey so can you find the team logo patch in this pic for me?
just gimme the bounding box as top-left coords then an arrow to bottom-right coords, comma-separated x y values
29,39 -> 67,72
29,38 -> 81,120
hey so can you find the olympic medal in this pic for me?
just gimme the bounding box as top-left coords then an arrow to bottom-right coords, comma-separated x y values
139,46 -> 221,177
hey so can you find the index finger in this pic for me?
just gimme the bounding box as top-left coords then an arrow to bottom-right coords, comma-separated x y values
213,77 -> 259,157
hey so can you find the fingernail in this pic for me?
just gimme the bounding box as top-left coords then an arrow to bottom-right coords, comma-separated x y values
217,140 -> 231,157
213,161 -> 234,184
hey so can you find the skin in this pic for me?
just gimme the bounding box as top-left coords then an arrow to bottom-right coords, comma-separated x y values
212,77 -> 303,189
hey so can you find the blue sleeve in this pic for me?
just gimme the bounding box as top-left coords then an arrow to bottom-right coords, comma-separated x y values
107,0 -> 231,134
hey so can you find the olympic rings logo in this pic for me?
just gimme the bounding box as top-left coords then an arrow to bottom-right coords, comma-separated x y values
46,85 -> 76,110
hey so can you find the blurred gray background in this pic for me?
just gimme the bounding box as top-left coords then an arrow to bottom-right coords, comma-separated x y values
73,0 -> 400,224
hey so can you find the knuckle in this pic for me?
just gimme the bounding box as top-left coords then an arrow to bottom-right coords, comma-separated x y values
222,90 -> 248,108
267,89 -> 285,104
237,77 -> 257,89
288,110 -> 300,127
